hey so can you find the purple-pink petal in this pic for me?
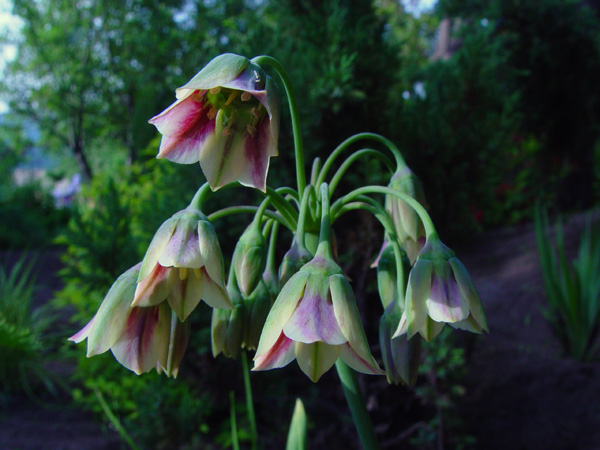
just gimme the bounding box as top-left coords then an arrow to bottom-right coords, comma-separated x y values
239,117 -> 271,191
253,332 -> 296,370
110,306 -> 162,375
427,271 -> 469,323
68,318 -> 94,343
283,286 -> 346,346
150,93 -> 216,164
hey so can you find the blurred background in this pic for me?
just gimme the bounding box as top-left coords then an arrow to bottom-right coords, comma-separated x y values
1,0 -> 600,449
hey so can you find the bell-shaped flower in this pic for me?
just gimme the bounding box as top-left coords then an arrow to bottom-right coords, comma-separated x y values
148,53 -> 280,192
393,236 -> 488,341
253,242 -> 383,382
133,207 -> 234,321
69,264 -> 190,377
383,167 -> 427,264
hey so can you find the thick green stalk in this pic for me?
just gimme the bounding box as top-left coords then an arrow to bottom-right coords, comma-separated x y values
242,351 -> 258,450
335,360 -> 381,450
252,55 -> 306,198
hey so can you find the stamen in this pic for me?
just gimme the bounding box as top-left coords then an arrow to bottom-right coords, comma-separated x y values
179,268 -> 188,280
225,91 -> 239,105
192,90 -> 205,102
207,108 -> 217,120
241,91 -> 252,102
247,124 -> 257,137
210,86 -> 222,95
222,126 -> 232,136
251,107 -> 261,119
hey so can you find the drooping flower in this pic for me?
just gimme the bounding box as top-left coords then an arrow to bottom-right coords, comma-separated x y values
254,242 -> 383,382
69,264 -> 190,377
393,236 -> 488,341
383,167 -> 427,264
148,53 -> 280,192
133,207 -> 234,321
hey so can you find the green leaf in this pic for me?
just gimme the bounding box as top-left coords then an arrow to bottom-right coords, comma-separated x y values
286,398 -> 308,450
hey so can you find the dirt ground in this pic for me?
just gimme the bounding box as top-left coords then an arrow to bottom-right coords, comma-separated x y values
2,211 -> 600,449
457,212 -> 600,450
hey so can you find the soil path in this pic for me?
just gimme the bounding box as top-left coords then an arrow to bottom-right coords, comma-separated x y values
458,212 -> 600,450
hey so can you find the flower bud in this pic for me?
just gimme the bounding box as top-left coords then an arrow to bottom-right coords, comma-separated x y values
278,239 -> 312,287
379,300 -> 421,385
211,280 -> 245,359
243,280 -> 273,350
232,224 -> 267,297
385,167 -> 427,264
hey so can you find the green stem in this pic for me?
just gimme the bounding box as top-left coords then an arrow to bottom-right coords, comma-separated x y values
94,388 -> 140,450
265,220 -> 280,274
317,133 -> 406,187
317,183 -> 331,248
188,182 -> 212,210
242,351 -> 258,450
252,55 -> 306,198
296,185 -> 315,248
311,157 -> 322,186
329,149 -> 394,195
333,185 -> 436,239
334,199 -> 407,309
266,186 -> 299,227
252,196 -> 271,230
335,360 -> 381,450
229,391 -> 240,450
208,206 -> 292,230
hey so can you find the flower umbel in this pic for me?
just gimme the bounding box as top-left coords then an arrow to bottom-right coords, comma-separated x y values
253,242 -> 383,382
393,236 -> 489,341
149,53 -> 280,192
133,206 -> 233,320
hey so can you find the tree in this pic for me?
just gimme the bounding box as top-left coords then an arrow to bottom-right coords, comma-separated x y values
1,0 -> 189,180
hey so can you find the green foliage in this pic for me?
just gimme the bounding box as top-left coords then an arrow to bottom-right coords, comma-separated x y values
286,398 -> 308,450
394,23 -> 521,237
535,206 -> 600,361
412,328 -> 474,449
440,0 -> 600,209
72,353 -> 213,450
0,256 -> 56,399
0,182 -> 70,249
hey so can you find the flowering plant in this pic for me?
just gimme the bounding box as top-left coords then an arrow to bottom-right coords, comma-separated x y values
70,53 -> 487,448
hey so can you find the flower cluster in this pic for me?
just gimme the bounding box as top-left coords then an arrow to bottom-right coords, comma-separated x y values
71,53 -> 487,390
